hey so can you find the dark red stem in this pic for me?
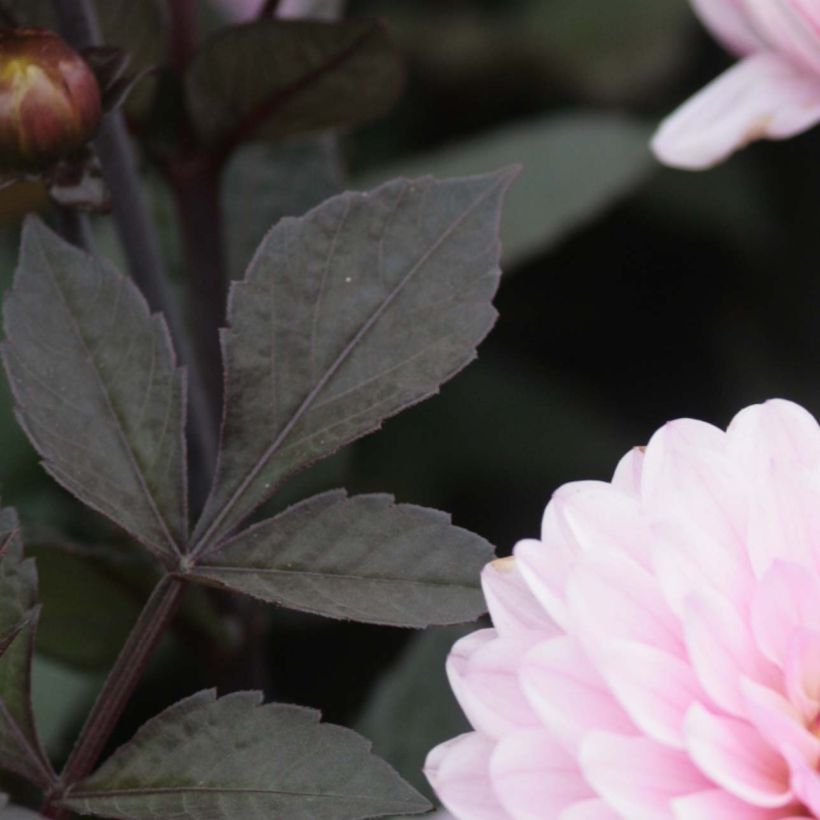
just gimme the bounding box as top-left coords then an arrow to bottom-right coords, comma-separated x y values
42,576 -> 186,819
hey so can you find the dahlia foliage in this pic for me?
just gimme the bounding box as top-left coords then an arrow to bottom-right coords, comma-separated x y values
652,1 -> 820,169
427,400 -> 820,819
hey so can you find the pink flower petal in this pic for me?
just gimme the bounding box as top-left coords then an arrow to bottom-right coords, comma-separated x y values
482,558 -> 559,639
599,640 -> 704,748
741,677 -> 820,764
684,703 -> 792,807
611,446 -> 645,496
672,788 -> 799,819
559,800 -> 621,820
727,400 -> 820,472
567,554 -> 683,659
689,0 -> 766,55
651,53 -> 820,170
641,419 -> 747,552
652,517 -> 752,618
551,481 -> 653,568
784,746 -> 820,817
746,460 -> 820,578
580,733 -> 708,820
744,1 -> 820,74
447,630 -> 538,739
490,729 -> 592,818
750,561 -> 820,666
784,628 -> 820,720
514,537 -> 574,629
519,637 -> 634,753
425,733 -> 508,820
683,588 -> 779,717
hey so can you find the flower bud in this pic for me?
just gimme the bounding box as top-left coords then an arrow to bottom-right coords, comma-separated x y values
0,27 -> 101,172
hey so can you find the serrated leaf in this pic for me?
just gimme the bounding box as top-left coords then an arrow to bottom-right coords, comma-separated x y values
0,508 -> 53,788
64,690 -> 430,819
225,138 -> 342,279
193,169 -> 515,548
357,113 -> 653,269
185,18 -> 404,147
1,219 -> 187,564
191,491 -> 493,626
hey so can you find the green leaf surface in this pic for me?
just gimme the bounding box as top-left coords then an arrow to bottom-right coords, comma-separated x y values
64,690 -> 431,819
357,626 -> 472,801
185,18 -> 404,146
193,169 -> 515,548
358,113 -> 652,268
1,219 -> 188,564
224,138 -> 343,279
0,508 -> 52,788
191,491 -> 493,627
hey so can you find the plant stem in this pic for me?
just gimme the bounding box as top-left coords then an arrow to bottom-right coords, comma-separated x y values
53,207 -> 95,253
52,0 -> 219,497
43,576 -> 186,818
167,0 -> 199,75
168,158 -> 227,457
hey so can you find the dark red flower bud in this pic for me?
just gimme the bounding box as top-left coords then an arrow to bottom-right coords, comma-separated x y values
0,27 -> 101,172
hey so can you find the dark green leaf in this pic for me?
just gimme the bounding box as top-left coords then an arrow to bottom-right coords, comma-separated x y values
357,626 -> 472,801
64,690 -> 431,819
357,113 -> 653,268
193,169 -> 516,548
0,508 -> 53,788
185,19 -> 404,146
191,491 -> 493,627
1,218 -> 187,564
225,138 -> 343,279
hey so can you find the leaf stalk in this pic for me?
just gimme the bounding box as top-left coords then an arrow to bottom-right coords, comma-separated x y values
42,575 -> 186,819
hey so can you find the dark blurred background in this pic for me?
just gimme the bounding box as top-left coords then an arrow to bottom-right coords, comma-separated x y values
3,0 -> 819,809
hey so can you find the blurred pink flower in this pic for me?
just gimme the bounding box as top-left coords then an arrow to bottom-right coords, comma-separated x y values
652,2 -> 820,169
426,399 -> 820,819
208,0 -> 343,22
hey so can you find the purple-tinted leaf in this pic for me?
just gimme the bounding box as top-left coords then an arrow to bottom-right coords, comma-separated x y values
0,507 -> 53,788
63,690 -> 430,819
1,219 -> 187,564
191,491 -> 493,626
185,18 -> 404,148
193,169 -> 516,549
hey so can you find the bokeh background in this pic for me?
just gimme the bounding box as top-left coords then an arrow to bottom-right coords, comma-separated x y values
2,0 -> 817,810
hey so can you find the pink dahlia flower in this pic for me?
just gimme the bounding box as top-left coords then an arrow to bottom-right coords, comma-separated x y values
652,2 -> 820,169
426,400 -> 820,819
